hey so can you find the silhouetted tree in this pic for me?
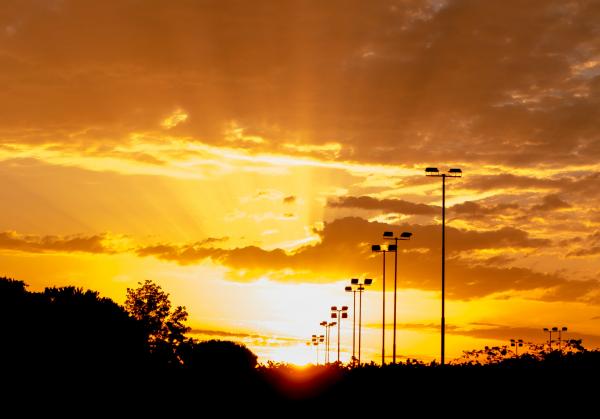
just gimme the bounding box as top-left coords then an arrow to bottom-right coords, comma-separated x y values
182,339 -> 258,373
125,280 -> 190,365
0,278 -> 147,375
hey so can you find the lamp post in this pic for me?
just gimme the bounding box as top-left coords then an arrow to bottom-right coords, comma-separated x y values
331,306 -> 348,363
320,321 -> 328,363
510,339 -> 524,356
350,278 -> 373,365
320,321 -> 333,364
544,326 -> 568,351
345,285 -> 357,363
557,327 -> 567,351
371,244 -> 394,365
425,167 -> 462,366
320,321 -> 337,364
383,230 -> 412,364
543,328 -> 553,351
309,334 -> 325,365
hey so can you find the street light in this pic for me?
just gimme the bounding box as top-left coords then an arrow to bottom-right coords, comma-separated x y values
510,339 -> 524,356
558,327 -> 568,351
543,328 -> 553,351
320,320 -> 337,364
544,326 -> 568,351
425,166 -> 462,366
331,306 -> 349,363
349,278 -> 373,365
319,321 -> 328,363
345,285 -> 357,363
383,230 -> 412,364
309,334 -> 325,365
371,244 -> 395,365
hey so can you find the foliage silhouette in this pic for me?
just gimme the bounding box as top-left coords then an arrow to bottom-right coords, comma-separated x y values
181,339 -> 258,373
2,275 -> 599,408
125,279 -> 190,366
0,277 -> 147,375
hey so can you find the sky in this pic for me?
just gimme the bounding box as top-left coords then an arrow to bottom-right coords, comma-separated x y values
1,0 -> 600,365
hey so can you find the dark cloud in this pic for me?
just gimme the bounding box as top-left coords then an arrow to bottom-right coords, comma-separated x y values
188,328 -> 305,348
531,194 -> 572,211
450,200 -> 520,217
461,174 -> 564,192
136,217 -> 599,303
283,195 -> 296,204
567,246 -> 600,257
365,322 -> 600,348
0,231 -> 111,254
200,237 -> 229,246
2,0 -> 600,168
189,328 -> 263,339
328,195 -> 438,215
189,328 -> 302,343
566,231 -> 600,257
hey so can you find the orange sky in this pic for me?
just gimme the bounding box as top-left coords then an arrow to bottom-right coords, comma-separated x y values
1,0 -> 600,365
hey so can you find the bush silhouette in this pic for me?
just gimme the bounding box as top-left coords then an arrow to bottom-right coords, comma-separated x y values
182,339 -> 258,373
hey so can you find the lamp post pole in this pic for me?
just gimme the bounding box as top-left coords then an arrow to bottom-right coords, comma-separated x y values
320,321 -> 333,364
426,167 -> 462,366
510,339 -> 524,356
316,341 -> 319,365
543,328 -> 553,351
329,321 -> 336,362
558,327 -> 567,351
371,245 -> 389,366
544,326 -> 568,352
358,287 -> 363,365
320,322 -> 327,363
382,249 -> 386,365
442,173 -> 446,366
345,285 -> 357,364
350,278 -> 372,365
310,334 -> 325,365
383,231 -> 412,364
331,306 -> 348,363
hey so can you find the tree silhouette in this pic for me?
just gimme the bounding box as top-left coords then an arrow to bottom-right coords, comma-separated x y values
182,339 -> 258,373
125,280 -> 190,365
0,278 -> 147,375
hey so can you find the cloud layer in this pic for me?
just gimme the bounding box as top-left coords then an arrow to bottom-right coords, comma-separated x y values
135,217 -> 600,304
2,0 -> 600,169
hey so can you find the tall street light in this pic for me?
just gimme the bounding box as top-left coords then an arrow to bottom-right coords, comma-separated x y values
544,326 -> 568,351
557,327 -> 568,351
331,306 -> 348,363
350,278 -> 373,365
371,244 -> 395,365
383,230 -> 412,364
320,321 -> 336,364
309,334 -> 325,365
345,285 -> 357,364
543,328 -> 554,351
510,339 -> 524,356
320,321 -> 328,363
425,166 -> 462,366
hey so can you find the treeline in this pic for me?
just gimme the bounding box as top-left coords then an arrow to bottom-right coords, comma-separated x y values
0,277 -> 257,376
2,276 -> 599,408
